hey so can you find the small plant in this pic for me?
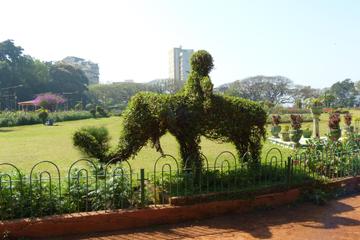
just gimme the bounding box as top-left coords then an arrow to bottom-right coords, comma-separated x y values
290,114 -> 303,130
281,125 -> 290,141
328,113 -> 341,129
283,125 -> 290,132
289,114 -> 303,147
328,113 -> 341,141
270,115 -> 282,138
344,112 -> 352,127
303,126 -> 312,138
271,115 -> 281,126
37,108 -> 49,124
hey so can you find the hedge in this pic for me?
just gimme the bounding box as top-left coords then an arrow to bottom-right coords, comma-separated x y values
0,111 -> 93,127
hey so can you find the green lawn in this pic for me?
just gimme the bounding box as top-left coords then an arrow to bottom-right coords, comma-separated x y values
0,116 -> 293,174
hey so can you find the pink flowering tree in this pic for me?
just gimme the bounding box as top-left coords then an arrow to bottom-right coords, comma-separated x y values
33,93 -> 66,111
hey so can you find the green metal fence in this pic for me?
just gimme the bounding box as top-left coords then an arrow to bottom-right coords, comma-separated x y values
1,147 -> 360,221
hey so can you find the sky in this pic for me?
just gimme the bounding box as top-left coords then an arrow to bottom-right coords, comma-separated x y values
1,0 -> 359,88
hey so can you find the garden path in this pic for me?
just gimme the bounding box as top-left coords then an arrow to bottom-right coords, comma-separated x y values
63,194 -> 360,240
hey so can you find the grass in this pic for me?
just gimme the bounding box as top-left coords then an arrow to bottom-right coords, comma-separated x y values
0,116 -> 292,174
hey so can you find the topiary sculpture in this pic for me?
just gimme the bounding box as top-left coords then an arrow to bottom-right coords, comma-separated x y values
74,50 -> 267,169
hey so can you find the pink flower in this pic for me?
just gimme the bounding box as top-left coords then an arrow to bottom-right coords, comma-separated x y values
33,93 -> 66,111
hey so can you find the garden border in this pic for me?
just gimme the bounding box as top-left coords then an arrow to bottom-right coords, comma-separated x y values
1,176 -> 360,239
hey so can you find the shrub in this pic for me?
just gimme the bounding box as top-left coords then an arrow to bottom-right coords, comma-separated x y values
37,108 -> 49,124
0,111 -> 93,127
96,106 -> 108,117
290,114 -> 303,130
344,113 -> 352,126
329,113 -> 341,129
271,115 -> 281,126
73,126 -> 111,161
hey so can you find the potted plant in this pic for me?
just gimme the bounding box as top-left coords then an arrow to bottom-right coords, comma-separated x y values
344,112 -> 354,136
328,113 -> 341,141
305,98 -> 323,115
289,114 -> 303,147
303,126 -> 312,138
270,115 -> 281,138
281,125 -> 290,142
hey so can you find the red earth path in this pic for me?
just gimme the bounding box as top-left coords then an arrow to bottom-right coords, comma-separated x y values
63,194 -> 360,240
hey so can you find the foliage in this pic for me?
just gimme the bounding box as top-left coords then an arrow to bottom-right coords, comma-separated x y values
224,75 -> 293,104
282,125 -> 290,132
74,50 -> 267,168
290,114 -> 303,130
0,39 -> 90,110
96,106 -> 108,117
269,106 -> 311,114
328,113 -> 341,129
33,93 -> 65,111
292,85 -> 320,102
266,114 -> 312,124
37,108 -> 49,124
271,115 -> 281,126
73,126 -> 111,161
304,97 -> 324,108
88,82 -> 149,112
344,112 -> 352,126
301,138 -> 360,178
0,111 -> 92,127
329,79 -> 358,107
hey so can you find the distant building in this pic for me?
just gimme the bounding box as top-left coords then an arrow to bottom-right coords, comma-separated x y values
168,46 -> 194,92
62,56 -> 100,84
124,79 -> 134,83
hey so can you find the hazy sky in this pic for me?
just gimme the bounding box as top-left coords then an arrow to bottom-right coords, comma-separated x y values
1,0 -> 359,87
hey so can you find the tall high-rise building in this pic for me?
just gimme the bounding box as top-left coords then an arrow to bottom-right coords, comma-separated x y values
168,46 -> 194,92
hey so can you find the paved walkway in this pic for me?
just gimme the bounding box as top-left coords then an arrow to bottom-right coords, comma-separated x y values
66,194 -> 360,240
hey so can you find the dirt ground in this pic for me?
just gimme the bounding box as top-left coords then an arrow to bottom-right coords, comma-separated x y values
64,194 -> 360,240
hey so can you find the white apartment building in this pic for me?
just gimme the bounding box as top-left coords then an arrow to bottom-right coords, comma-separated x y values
168,47 -> 194,92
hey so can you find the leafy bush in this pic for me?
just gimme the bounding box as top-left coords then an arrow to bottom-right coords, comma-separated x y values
271,115 -> 281,126
0,111 -> 93,127
96,106 -> 108,117
0,166 -> 135,220
73,126 -> 111,161
290,114 -> 303,130
37,108 -> 49,124
344,112 -> 352,126
329,113 -> 341,129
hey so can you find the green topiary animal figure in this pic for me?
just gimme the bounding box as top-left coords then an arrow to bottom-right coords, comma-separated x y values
75,50 -> 267,169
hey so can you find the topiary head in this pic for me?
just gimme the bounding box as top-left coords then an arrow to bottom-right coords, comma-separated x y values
190,50 -> 214,76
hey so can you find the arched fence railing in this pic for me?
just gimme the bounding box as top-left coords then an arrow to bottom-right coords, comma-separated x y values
1,147 -> 360,220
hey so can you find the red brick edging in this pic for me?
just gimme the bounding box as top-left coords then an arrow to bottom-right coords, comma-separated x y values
0,188 -> 300,239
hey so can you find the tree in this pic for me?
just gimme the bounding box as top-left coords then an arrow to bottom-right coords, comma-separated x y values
292,85 -> 320,101
329,79 -> 357,107
225,76 -> 293,104
48,62 -> 89,107
88,82 -> 148,111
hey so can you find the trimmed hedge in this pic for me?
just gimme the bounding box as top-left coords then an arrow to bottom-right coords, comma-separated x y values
0,111 -> 93,127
